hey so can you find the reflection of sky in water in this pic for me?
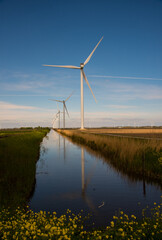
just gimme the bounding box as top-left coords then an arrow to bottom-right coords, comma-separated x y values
29,130 -> 162,227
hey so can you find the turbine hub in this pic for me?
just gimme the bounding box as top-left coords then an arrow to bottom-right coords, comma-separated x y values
80,63 -> 84,69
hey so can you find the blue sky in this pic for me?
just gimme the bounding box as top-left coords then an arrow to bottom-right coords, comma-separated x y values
0,0 -> 162,128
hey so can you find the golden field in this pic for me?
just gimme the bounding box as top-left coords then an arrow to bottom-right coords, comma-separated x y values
81,128 -> 162,139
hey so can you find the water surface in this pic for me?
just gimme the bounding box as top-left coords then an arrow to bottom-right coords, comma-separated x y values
29,130 -> 161,227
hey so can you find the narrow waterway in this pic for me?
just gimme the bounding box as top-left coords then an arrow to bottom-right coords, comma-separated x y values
29,130 -> 162,227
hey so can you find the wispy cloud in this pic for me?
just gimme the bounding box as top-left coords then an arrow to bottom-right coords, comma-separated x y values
1,81 -> 54,92
0,101 -> 56,127
95,81 -> 162,101
107,105 -> 137,109
0,101 -> 37,110
68,110 -> 162,119
0,95 -> 57,97
89,75 -> 162,81
0,70 -> 77,96
1,107 -> 161,128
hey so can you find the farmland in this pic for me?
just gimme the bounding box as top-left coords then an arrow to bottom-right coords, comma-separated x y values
81,127 -> 162,139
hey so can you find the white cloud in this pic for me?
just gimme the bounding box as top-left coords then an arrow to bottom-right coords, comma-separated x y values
1,80 -> 55,92
0,70 -> 77,97
96,81 -> 162,101
89,75 -> 162,81
0,101 -> 37,110
0,101 -> 57,124
106,105 -> 136,109
66,110 -> 162,120
0,108 -> 162,129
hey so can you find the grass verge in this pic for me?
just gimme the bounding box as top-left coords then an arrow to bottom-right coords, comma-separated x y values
0,127 -> 50,210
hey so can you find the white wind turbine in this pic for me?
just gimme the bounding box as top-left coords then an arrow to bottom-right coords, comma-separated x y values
55,103 -> 61,129
52,114 -> 58,129
43,36 -> 103,129
49,92 -> 73,129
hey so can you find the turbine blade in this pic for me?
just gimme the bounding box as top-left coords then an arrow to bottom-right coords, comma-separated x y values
43,64 -> 80,69
64,102 -> 70,118
82,70 -> 97,103
65,90 -> 75,102
84,36 -> 103,66
52,117 -> 56,124
48,99 -> 63,103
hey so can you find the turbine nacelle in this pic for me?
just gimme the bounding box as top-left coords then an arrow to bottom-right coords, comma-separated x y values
80,63 -> 84,69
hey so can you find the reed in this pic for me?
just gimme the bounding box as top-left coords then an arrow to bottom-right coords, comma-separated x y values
0,127 -> 50,210
58,130 -> 162,184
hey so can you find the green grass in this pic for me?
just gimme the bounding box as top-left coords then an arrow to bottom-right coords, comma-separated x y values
0,127 -> 50,210
0,200 -> 161,239
58,130 -> 162,185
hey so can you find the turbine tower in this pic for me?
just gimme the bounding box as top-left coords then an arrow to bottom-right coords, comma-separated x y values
43,37 -> 103,129
49,92 -> 73,129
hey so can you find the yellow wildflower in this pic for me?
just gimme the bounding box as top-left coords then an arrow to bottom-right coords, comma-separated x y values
110,221 -> 114,227
118,228 -> 123,232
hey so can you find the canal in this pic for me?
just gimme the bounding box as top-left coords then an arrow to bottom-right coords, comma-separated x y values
29,130 -> 162,227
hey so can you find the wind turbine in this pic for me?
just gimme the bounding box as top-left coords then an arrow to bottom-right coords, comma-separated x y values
43,36 -> 103,129
52,114 -> 58,129
49,92 -> 73,129
55,103 -> 61,129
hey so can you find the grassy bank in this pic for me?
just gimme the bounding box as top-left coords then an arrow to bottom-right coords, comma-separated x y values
57,130 -> 162,184
0,200 -> 161,239
0,127 -> 50,210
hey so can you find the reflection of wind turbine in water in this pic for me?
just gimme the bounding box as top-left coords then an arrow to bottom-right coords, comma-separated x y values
63,137 -> 66,162
81,148 -> 106,210
43,37 -> 103,129
81,147 -> 85,193
58,133 -> 60,159
49,92 -> 74,129
81,147 -> 97,210
56,139 -> 97,212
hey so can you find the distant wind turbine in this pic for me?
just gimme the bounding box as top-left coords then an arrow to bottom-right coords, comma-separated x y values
43,36 -> 103,129
52,114 -> 58,129
56,103 -> 61,129
49,92 -> 73,128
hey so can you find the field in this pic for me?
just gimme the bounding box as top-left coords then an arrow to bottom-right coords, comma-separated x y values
0,127 -> 50,210
83,128 -> 162,139
57,128 -> 162,185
